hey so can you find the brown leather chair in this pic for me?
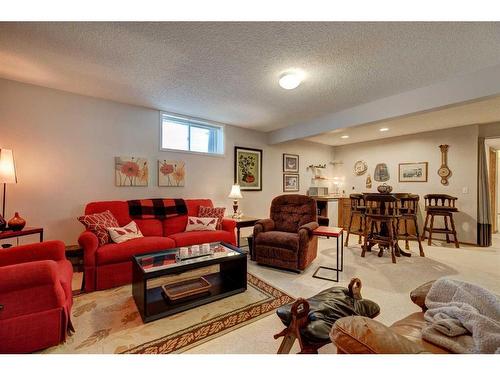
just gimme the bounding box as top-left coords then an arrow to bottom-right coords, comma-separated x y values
330,280 -> 452,354
253,194 -> 319,272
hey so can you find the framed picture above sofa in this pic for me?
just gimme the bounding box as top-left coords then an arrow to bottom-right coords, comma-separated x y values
234,146 -> 262,191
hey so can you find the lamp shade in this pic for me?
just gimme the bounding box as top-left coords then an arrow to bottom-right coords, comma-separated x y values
228,184 -> 243,199
0,149 -> 17,184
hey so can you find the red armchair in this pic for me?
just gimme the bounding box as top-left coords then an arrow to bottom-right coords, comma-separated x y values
0,241 -> 73,353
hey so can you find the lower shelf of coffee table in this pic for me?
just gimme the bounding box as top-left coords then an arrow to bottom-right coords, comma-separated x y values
140,272 -> 246,323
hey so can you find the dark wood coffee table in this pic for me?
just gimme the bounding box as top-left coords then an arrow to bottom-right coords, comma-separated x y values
132,242 -> 247,323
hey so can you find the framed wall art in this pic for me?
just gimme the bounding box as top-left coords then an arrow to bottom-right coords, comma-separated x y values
283,174 -> 299,192
234,146 -> 262,191
283,153 -> 299,173
158,160 -> 186,187
115,156 -> 148,187
399,162 -> 428,182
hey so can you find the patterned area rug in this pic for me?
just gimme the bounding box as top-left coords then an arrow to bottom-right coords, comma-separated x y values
44,273 -> 293,354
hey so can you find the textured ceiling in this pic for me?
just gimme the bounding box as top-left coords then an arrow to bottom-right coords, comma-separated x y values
1,22 -> 500,131
305,95 -> 500,146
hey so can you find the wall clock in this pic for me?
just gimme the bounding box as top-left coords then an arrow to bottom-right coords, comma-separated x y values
353,160 -> 368,176
438,144 -> 451,185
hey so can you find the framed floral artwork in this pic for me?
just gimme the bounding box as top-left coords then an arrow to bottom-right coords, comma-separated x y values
283,153 -> 299,173
115,157 -> 148,187
234,147 -> 262,191
158,160 -> 186,187
283,174 -> 299,192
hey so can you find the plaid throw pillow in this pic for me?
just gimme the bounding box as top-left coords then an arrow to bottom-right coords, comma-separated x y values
78,210 -> 120,246
198,206 -> 225,230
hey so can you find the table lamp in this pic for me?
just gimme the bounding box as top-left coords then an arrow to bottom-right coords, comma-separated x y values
228,184 -> 243,218
0,149 -> 17,229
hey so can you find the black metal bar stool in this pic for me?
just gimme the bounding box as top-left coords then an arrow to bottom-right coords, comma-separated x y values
344,194 -> 366,247
394,193 -> 425,257
361,194 -> 400,263
421,194 -> 459,248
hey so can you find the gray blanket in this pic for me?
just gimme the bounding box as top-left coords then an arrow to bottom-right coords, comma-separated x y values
422,278 -> 500,354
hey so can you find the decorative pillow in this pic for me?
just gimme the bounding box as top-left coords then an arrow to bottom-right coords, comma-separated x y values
78,210 -> 120,246
198,206 -> 225,229
185,217 -> 218,232
107,221 -> 144,244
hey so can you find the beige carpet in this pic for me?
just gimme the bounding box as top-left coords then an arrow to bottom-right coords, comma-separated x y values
44,273 -> 293,354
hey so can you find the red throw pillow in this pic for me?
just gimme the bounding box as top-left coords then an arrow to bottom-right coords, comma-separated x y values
198,206 -> 225,230
78,210 -> 120,246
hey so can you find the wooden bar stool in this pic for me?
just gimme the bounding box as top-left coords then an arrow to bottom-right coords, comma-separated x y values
362,194 -> 400,263
394,193 -> 425,257
421,194 -> 459,248
344,194 -> 366,246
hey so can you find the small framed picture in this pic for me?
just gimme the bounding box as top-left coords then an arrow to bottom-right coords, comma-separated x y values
399,162 -> 428,182
283,173 -> 300,192
283,153 -> 299,173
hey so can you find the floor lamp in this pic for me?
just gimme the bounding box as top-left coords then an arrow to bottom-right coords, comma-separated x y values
0,149 -> 17,228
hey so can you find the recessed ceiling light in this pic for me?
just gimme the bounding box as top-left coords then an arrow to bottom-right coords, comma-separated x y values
340,135 -> 349,139
379,127 -> 389,132
279,72 -> 303,90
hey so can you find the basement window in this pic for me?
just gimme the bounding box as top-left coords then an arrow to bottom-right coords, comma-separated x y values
160,112 -> 224,155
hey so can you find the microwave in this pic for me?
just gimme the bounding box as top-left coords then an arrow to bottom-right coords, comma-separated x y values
308,187 -> 329,196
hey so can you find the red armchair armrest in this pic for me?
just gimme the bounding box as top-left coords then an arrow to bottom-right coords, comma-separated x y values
0,260 -> 66,319
78,230 -> 99,268
0,240 -> 66,267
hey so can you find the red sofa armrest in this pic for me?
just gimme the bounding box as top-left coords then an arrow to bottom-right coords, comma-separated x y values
0,260 -> 66,319
78,230 -> 99,267
0,240 -> 66,267
221,218 -> 236,232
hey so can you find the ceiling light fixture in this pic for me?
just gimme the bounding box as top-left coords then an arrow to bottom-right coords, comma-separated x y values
379,127 -> 389,132
279,72 -> 303,90
340,135 -> 349,139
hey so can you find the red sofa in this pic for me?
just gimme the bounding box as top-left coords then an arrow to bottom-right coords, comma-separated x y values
79,198 -> 236,292
0,241 -> 73,353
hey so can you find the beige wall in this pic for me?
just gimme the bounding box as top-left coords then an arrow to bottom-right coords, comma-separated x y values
332,125 -> 479,244
0,79 -> 333,245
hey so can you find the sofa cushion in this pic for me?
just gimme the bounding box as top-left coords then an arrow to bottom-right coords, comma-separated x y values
163,199 -> 214,236
134,219 -> 163,237
168,230 -> 234,247
108,221 -> 144,243
185,217 -> 218,232
96,237 -> 176,265
85,201 -> 131,226
198,206 -> 225,229
255,231 -> 299,251
78,210 -> 120,246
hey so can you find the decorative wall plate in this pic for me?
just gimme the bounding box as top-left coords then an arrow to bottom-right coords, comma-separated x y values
353,160 -> 368,176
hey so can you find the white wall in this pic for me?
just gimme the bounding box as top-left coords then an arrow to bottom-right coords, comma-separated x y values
0,79 -> 333,245
332,125 -> 479,244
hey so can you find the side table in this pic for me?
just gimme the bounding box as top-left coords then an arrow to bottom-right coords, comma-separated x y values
0,227 -> 44,247
311,226 -> 344,282
227,216 -> 260,249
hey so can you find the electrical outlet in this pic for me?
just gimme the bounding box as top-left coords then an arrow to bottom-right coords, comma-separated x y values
462,187 -> 469,194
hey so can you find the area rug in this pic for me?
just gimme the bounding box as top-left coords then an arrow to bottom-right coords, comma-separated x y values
43,273 -> 294,354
